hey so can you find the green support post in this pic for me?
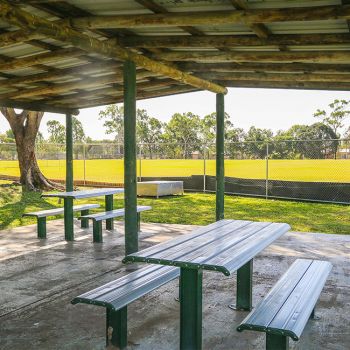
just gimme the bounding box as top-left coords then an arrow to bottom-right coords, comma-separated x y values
137,212 -> 140,232
105,194 -> 114,230
236,259 -> 253,311
123,60 -> 138,255
93,221 -> 103,243
216,93 -> 225,221
106,307 -> 128,349
80,209 -> 89,229
64,113 -> 74,241
37,217 -> 46,239
266,333 -> 289,350
180,268 -> 203,350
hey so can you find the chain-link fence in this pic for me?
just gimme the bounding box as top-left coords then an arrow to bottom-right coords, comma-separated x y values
1,140 -> 349,203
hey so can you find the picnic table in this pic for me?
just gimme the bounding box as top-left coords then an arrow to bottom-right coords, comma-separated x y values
42,188 -> 124,241
123,219 -> 290,350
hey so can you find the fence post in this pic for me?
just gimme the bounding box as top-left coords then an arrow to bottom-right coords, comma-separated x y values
203,146 -> 206,192
83,143 -> 86,186
265,142 -> 269,199
139,144 -> 142,182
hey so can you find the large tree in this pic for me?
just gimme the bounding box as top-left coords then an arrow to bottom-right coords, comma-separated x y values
314,99 -> 350,138
0,108 -> 59,191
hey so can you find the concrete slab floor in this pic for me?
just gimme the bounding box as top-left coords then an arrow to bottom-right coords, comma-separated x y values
0,219 -> 349,350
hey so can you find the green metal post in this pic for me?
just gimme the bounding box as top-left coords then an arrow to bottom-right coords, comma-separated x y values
37,217 -> 47,239
137,212 -> 141,232
124,60 -> 138,255
180,268 -> 203,350
105,194 -> 114,230
266,334 -> 289,350
236,259 -> 253,311
216,93 -> 225,221
93,221 -> 103,243
106,307 -> 128,349
64,113 -> 74,241
80,209 -> 89,228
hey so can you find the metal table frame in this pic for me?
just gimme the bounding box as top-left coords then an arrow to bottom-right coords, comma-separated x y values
42,188 -> 124,241
123,219 -> 290,350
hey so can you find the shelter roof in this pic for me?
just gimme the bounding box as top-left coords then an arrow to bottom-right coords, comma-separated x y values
1,0 -> 350,114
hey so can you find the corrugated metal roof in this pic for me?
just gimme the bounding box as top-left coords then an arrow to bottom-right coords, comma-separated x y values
0,0 -> 349,113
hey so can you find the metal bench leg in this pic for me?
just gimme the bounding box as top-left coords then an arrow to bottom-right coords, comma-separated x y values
105,194 -> 114,230
37,217 -> 47,239
180,268 -> 203,350
80,209 -> 89,228
93,221 -> 103,243
137,212 -> 141,233
266,333 -> 289,350
236,259 -> 253,311
64,197 -> 74,241
106,307 -> 127,349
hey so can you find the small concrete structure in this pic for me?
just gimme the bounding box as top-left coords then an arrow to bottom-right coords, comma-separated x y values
0,220 -> 349,349
137,181 -> 184,198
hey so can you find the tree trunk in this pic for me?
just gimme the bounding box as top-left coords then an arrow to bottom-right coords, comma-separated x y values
0,107 -> 62,191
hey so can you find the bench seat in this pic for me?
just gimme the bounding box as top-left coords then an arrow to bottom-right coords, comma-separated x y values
72,264 -> 179,349
79,205 -> 152,242
23,203 -> 100,238
237,258 -> 332,350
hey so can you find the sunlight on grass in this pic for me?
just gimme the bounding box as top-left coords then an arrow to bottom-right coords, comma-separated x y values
0,185 -> 349,234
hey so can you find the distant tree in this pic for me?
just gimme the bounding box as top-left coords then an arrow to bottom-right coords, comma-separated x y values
47,120 -> 65,144
314,99 -> 350,138
225,127 -> 246,159
0,108 -> 59,191
164,112 -> 201,158
244,126 -> 273,159
72,117 -> 86,143
136,109 -> 163,159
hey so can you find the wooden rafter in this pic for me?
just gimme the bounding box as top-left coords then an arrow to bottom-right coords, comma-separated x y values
67,6 -> 350,29
0,1 -> 227,95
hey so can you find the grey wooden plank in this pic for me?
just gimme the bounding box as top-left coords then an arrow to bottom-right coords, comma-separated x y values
23,203 -> 100,218
42,188 -> 124,199
79,205 -> 152,221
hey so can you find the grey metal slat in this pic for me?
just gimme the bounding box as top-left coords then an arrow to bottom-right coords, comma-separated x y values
237,259 -> 312,331
269,260 -> 332,339
23,203 -> 100,217
126,219 -> 236,259
42,188 -> 124,199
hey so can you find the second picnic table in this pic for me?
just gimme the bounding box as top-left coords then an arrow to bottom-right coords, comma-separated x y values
123,219 -> 291,350
42,188 -> 124,241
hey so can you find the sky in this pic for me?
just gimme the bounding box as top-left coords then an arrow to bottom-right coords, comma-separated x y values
1,87 -> 349,140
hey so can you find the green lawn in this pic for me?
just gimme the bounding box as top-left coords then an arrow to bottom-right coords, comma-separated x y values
0,184 -> 349,234
1,158 -> 350,183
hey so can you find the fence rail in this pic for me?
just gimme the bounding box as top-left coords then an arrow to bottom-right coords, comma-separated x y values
0,139 -> 349,203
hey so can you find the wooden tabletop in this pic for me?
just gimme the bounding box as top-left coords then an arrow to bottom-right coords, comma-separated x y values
42,188 -> 124,199
123,219 -> 291,276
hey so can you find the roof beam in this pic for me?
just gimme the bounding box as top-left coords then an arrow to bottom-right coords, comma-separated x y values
67,5 -> 350,29
230,0 -> 270,39
120,33 -> 350,48
157,50 -> 350,64
0,0 -> 226,95
0,98 -> 79,114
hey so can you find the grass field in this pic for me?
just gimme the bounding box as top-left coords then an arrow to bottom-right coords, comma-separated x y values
0,183 -> 349,234
1,158 -> 349,183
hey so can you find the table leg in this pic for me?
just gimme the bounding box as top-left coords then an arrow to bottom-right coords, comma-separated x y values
64,197 -> 74,241
180,268 -> 203,350
105,194 -> 114,230
236,259 -> 253,311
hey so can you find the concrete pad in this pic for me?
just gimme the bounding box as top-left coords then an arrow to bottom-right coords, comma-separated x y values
0,220 -> 349,349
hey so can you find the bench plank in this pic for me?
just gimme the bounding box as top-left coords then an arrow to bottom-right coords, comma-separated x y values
72,265 -> 179,310
79,205 -> 152,222
23,203 -> 100,218
237,259 -> 332,341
